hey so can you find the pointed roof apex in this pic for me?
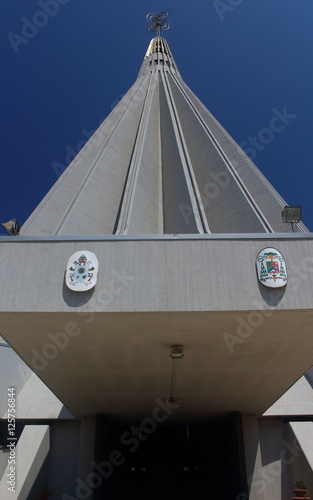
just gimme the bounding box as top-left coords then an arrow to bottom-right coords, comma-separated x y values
145,37 -> 172,57
146,12 -> 170,37
140,35 -> 180,77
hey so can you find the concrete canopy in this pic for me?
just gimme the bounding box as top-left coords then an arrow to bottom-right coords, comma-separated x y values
0,235 -> 313,421
2,309 -> 313,422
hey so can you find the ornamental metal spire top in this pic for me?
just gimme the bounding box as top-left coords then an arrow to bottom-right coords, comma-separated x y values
146,12 -> 170,37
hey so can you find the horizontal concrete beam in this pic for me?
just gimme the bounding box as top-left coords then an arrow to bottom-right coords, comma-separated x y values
0,237 -> 313,314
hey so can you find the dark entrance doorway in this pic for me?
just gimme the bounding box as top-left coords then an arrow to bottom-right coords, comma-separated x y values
95,413 -> 247,500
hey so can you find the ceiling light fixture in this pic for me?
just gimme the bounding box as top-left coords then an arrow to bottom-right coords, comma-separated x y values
170,344 -> 184,359
168,345 -> 184,404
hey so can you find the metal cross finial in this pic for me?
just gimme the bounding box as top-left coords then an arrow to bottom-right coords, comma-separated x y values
146,12 -> 170,37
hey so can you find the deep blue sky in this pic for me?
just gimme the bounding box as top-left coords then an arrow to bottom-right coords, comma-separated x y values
1,0 -> 313,234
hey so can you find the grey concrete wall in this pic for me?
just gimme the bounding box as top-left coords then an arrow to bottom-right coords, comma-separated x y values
244,418 -> 313,500
0,425 -> 50,500
258,419 -> 287,500
1,235 -> 313,314
0,345 -> 32,418
287,422 -> 313,496
264,375 -> 313,416
0,343 -> 73,419
26,422 -> 81,500
242,416 -> 265,500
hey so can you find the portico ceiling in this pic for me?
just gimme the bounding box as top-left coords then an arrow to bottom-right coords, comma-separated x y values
2,309 -> 312,421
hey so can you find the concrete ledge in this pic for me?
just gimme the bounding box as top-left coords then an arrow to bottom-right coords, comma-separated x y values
1,237 -> 313,313
0,232 -> 311,242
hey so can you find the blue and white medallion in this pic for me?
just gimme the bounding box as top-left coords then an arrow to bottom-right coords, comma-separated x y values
66,250 -> 98,292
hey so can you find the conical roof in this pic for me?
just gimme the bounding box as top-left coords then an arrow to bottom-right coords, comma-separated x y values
21,36 -> 307,236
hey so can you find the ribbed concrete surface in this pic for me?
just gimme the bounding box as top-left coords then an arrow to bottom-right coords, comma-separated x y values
21,37 -> 307,236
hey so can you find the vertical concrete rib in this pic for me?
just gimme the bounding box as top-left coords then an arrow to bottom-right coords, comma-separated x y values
159,72 -> 209,234
170,74 -> 272,233
161,72 -> 210,234
115,71 -> 161,234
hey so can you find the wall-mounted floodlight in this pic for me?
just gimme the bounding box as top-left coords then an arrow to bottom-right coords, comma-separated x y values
170,345 -> 184,359
282,206 -> 302,223
1,218 -> 20,236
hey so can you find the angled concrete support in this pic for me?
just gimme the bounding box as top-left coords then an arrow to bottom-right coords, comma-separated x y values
0,425 -> 50,500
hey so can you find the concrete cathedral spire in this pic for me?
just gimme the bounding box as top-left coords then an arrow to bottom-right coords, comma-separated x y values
21,21 -> 307,237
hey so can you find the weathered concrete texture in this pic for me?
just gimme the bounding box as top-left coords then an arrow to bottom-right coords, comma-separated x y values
20,37 -> 307,236
12,372 -> 74,419
257,419 -> 291,500
243,418 -> 313,500
286,422 -> 313,495
0,343 -> 32,418
1,236 -> 313,313
0,425 -> 49,500
289,422 -> 313,470
0,341 -> 73,419
263,374 -> 313,416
